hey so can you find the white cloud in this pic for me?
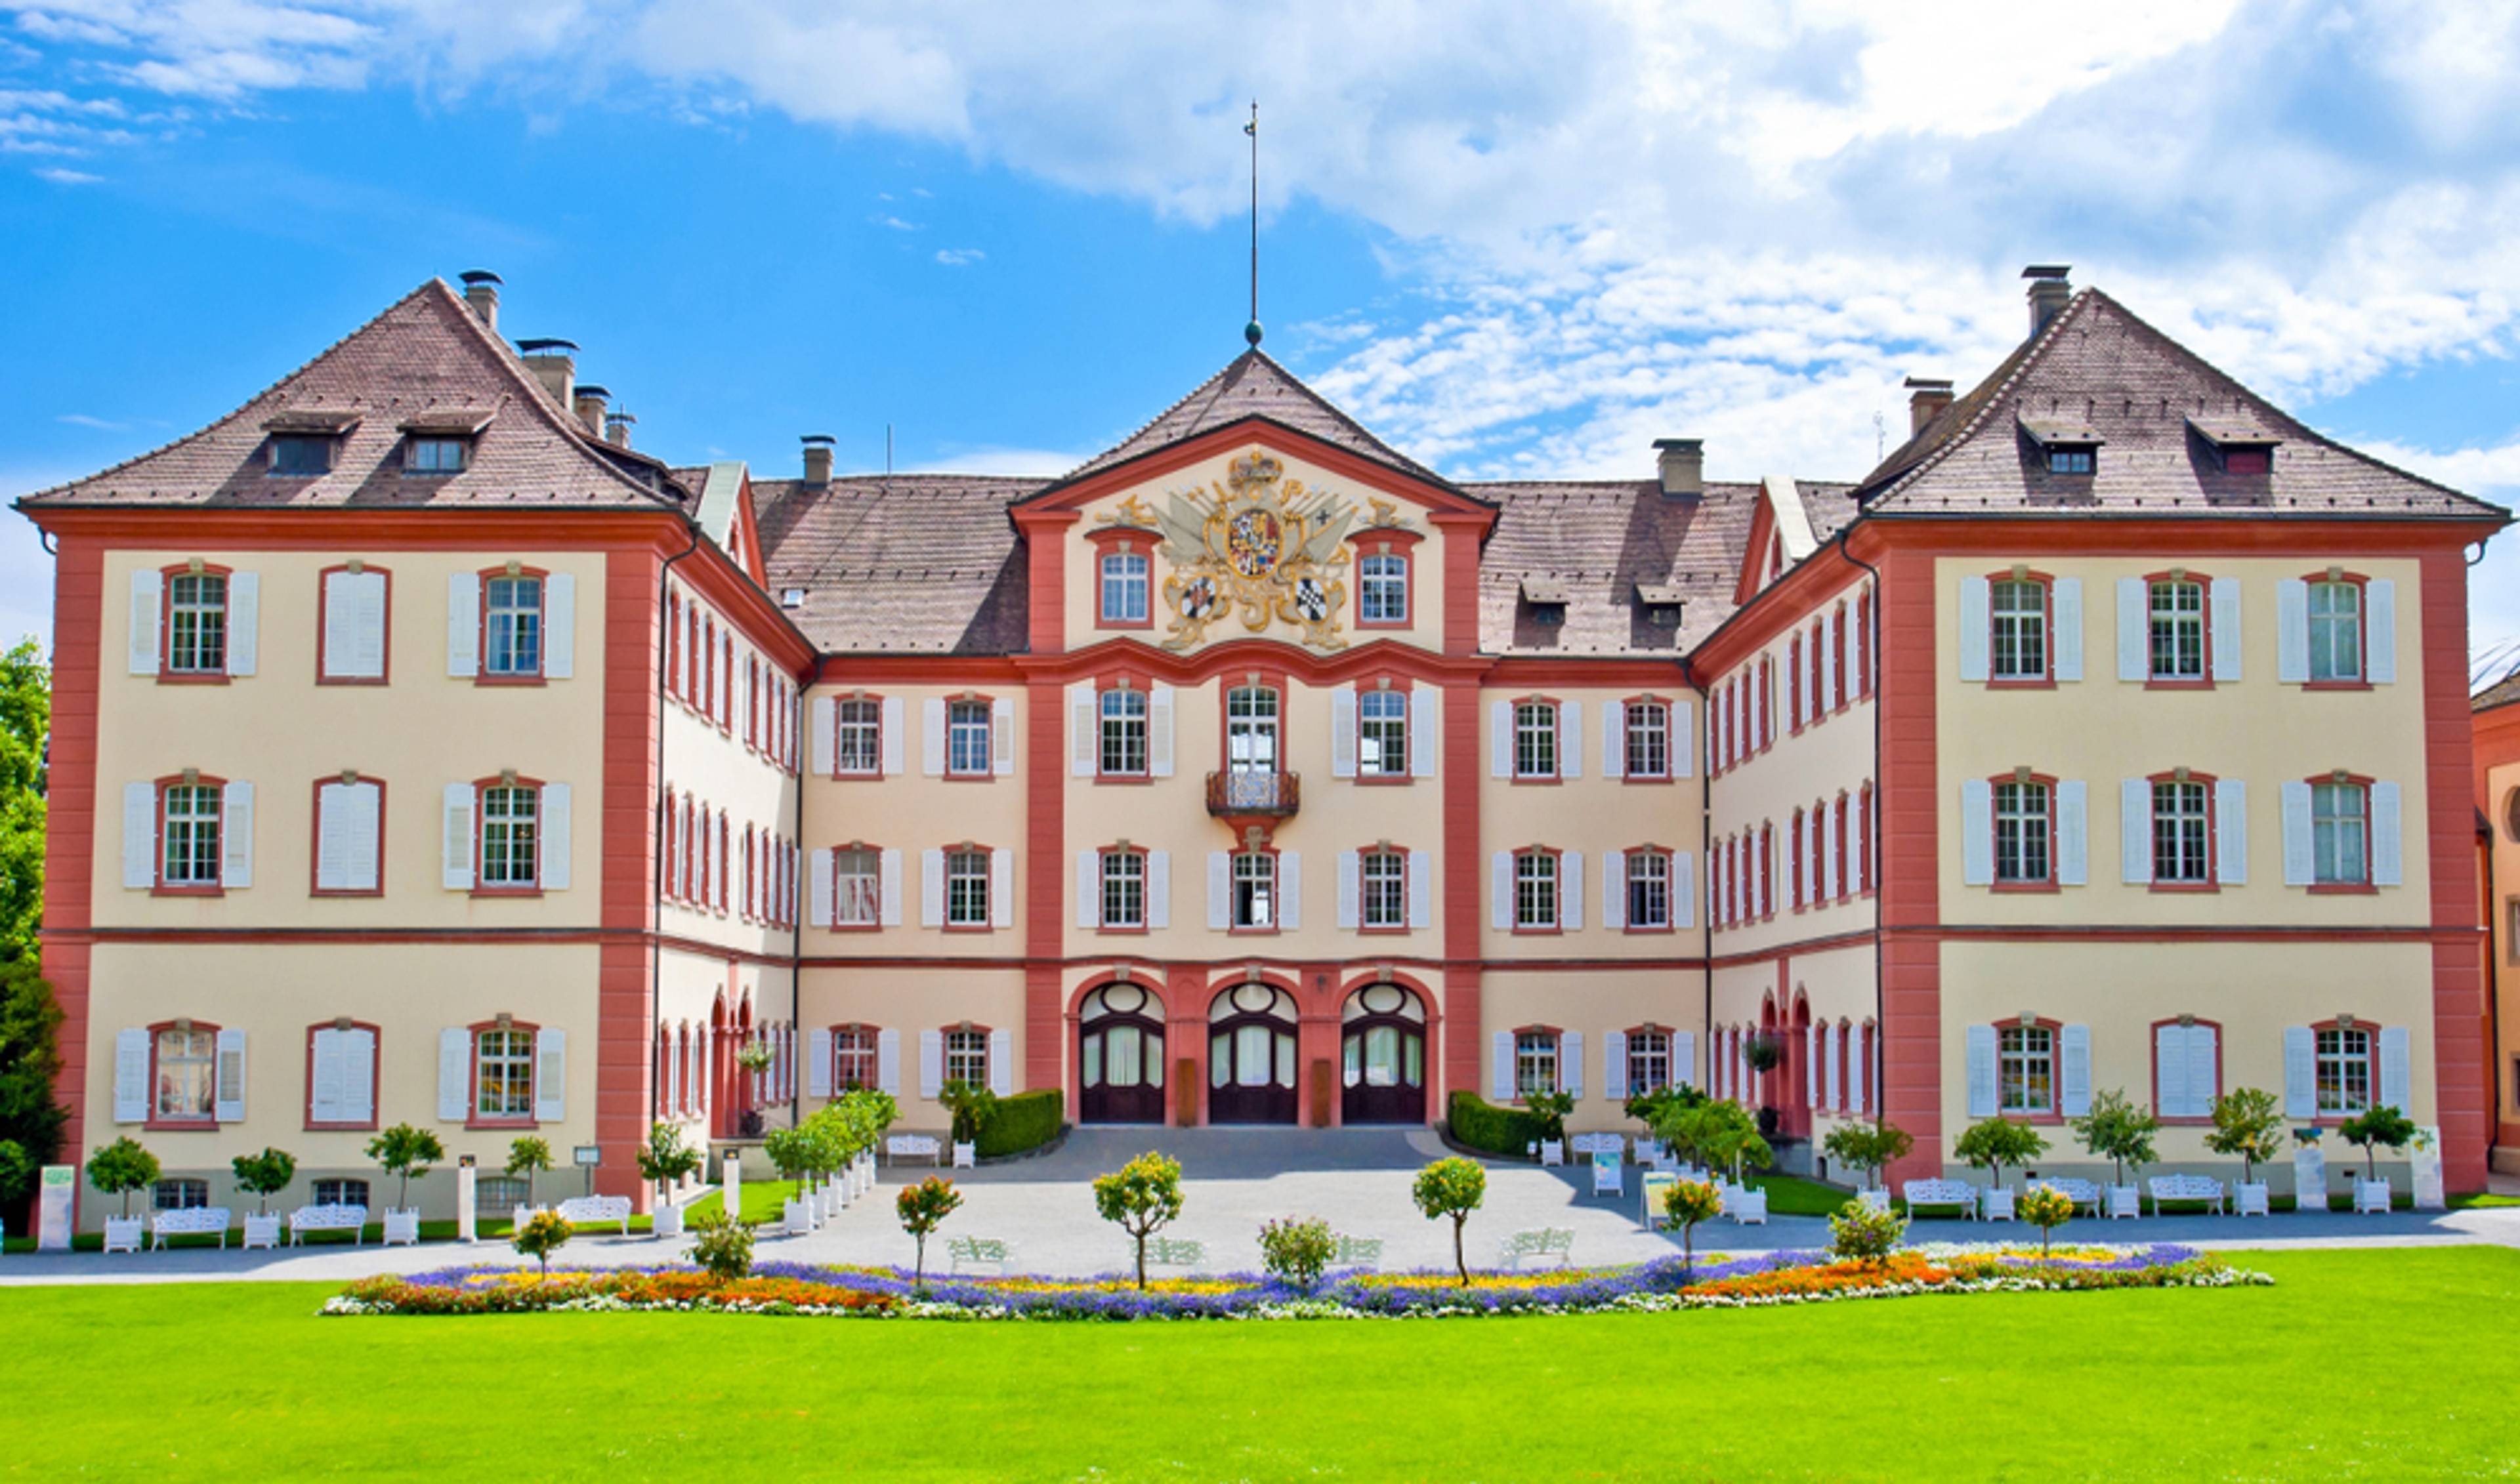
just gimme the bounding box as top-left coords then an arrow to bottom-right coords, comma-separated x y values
33,164 -> 100,182
933,247 -> 982,266
54,411 -> 123,426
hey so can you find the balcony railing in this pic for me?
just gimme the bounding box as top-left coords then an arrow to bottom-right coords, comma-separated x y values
1206,769 -> 1301,818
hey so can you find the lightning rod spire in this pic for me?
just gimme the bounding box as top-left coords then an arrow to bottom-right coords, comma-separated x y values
1244,100 -> 1262,348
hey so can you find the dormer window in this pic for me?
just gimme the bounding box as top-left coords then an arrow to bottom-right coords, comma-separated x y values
262,409 -> 360,478
1521,576 -> 1568,629
407,438 -> 469,474
2046,447 -> 2095,476
780,588 -> 807,609
1634,582 -> 1685,630
2188,417 -> 2280,477
2020,416 -> 2102,481
270,436 -> 334,476
397,410 -> 492,476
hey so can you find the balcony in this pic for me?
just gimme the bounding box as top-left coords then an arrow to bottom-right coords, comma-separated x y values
1206,769 -> 1301,819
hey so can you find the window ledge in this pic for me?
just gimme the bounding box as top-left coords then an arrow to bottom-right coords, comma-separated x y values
1351,774 -> 1416,787
2302,680 -> 2373,693
151,884 -> 225,898
156,672 -> 232,686
473,674 -> 549,688
143,1119 -> 220,1133
466,1118 -> 539,1132
471,886 -> 545,899
1985,678 -> 2056,691
2142,678 -> 2214,692
2148,882 -> 2219,894
303,1119 -> 379,1133
1991,882 -> 2061,894
2307,883 -> 2380,896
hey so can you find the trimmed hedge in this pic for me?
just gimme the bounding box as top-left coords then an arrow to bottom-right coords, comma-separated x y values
1446,1091 -> 1553,1158
975,1089 -> 1064,1159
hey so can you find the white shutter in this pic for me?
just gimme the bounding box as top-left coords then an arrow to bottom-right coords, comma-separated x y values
2057,781 -> 2088,886
438,1027 -> 471,1121
2059,1024 -> 2092,1118
113,1027 -> 150,1123
1601,701 -> 1625,778
2282,781 -> 2316,886
1278,852 -> 1302,931
1671,852 -> 1696,929
315,781 -> 356,892
543,572 -> 576,679
534,1028 -> 566,1123
1824,1023 -> 1843,1109
2367,579 -> 2397,684
1147,850 -> 1171,929
1806,1023 -> 1820,1108
1821,806 -> 1839,901
879,849 -> 903,927
880,697 -> 905,775
2379,1026 -> 2410,1111
122,781 -> 156,888
447,571 -> 480,678
538,782 -> 572,891
1561,850 -> 1584,931
807,1028 -> 833,1098
876,1028 -> 901,1096
2116,577 -> 2147,681
1820,619 -> 1838,708
1207,852 -> 1230,931
206,1025 -> 247,1121
2214,780 -> 2247,886
918,1029 -> 943,1100
1675,1030 -> 1698,1090
1563,1031 -> 1584,1099
1490,852 -> 1513,930
1330,686 -> 1357,779
310,1029 -> 346,1124
2054,577 -> 2084,681
812,696 -> 838,776
2283,1027 -> 2318,1119
1603,1031 -> 1628,1101
2188,1025 -> 2219,1119
2122,779 -> 2153,884
127,568 -> 162,674
1336,851 -> 1360,930
808,848 -> 834,928
919,849 -> 944,928
1601,851 -> 1626,930
2277,578 -> 2310,684
1491,1031 -> 1515,1102
921,698 -> 948,776
990,849 -> 1013,929
1559,700 -> 1582,779
1958,576 -> 1990,681
1672,700 -> 1694,777
1069,684 -> 1096,777
992,696 -> 1017,775
2372,781 -> 2403,886
1960,779 -> 1994,886
989,1029 -> 1014,1096
1076,850 -> 1101,930
216,780 -> 255,889
1489,701 -> 1512,779
344,1028 -> 377,1124
225,571 -> 259,676
1412,688 -> 1439,777
2210,577 -> 2241,682
1407,850 -> 1432,930
1965,1023 -> 1998,1119
1148,684 -> 1176,778
2156,1023 -> 2189,1120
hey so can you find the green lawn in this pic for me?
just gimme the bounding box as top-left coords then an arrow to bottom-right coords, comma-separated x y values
679,1176 -> 804,1226
3,1247 -> 2516,1480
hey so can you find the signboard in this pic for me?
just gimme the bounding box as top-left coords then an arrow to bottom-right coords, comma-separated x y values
2410,1126 -> 2446,1211
37,1165 -> 74,1250
572,1145 -> 602,1166
1639,1170 -> 1677,1229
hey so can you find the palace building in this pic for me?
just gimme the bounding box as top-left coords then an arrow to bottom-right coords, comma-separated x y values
19,264 -> 2506,1226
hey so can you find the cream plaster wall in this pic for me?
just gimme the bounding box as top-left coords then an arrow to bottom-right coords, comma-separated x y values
795,966 -> 1026,1130
1481,968 -> 1704,1130
662,681 -> 801,957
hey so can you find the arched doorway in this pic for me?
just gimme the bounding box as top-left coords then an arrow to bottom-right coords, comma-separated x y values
1340,983 -> 1427,1124
1079,983 -> 1167,1124
1208,983 -> 1298,1124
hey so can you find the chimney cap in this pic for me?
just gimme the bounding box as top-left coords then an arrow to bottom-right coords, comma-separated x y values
801,434 -> 837,447
1903,376 -> 1954,391
574,384 -> 610,400
1651,437 -> 1702,452
515,337 -> 578,356
2021,264 -> 2071,281
604,411 -> 636,428
459,270 -> 503,287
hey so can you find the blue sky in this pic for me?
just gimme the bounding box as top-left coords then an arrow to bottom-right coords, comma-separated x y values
6,0 -> 2520,678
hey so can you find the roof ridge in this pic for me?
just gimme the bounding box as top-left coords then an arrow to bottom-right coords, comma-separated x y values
1049,346 -> 1454,491
1869,287 -> 2095,504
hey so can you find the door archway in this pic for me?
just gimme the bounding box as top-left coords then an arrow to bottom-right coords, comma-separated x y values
1340,983 -> 1427,1124
1078,983 -> 1167,1124
1208,983 -> 1298,1124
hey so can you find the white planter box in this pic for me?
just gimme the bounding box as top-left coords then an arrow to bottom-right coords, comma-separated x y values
1982,1187 -> 2016,1222
953,1141 -> 978,1169
242,1213 -> 284,1250
1857,1188 -> 1891,1214
652,1201 -> 684,1240
2235,1182 -> 2271,1216
2354,1178 -> 2393,1215
381,1209 -> 422,1247
101,1216 -> 145,1254
2292,1147 -> 2326,1212
2105,1185 -> 2142,1220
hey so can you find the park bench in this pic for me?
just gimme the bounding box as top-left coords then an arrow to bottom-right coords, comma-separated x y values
1330,1234 -> 1383,1271
1568,1133 -> 1625,1161
288,1203 -> 368,1246
1901,1180 -> 1981,1220
2146,1174 -> 2226,1216
2029,1180 -> 2103,1218
1143,1237 -> 1207,1272
886,1134 -> 942,1167
555,1195 -> 633,1235
149,1206 -> 233,1250
947,1236 -> 1017,1274
1496,1227 -> 1576,1269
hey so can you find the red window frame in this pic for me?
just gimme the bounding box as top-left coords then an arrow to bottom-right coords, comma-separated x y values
1855,587 -> 1874,699
2301,570 -> 2374,692
1351,529 -> 1422,630
1219,674 -> 1292,777
144,1017 -> 224,1131
1831,604 -> 1849,712
1511,1023 -> 1566,1102
833,692 -> 888,779
2307,1018 -> 2382,1124
471,774 -> 547,899
1788,632 -> 1804,734
831,1023 -> 880,1092
314,563 -> 392,686
152,772 -> 228,897
1356,846 -> 1411,936
719,633 -> 736,733
2305,770 -> 2380,895
2143,569 -> 2216,691
827,841 -> 885,933
303,1020 -> 383,1132
1509,695 -> 1563,783
1857,781 -> 1876,896
308,773 -> 388,898
1620,845 -> 1676,934
666,591 -> 682,701
717,811 -> 732,913
1509,844 -> 1564,936
1984,570 -> 2059,690
1352,676 -> 1416,785
1621,693 -> 1673,783
466,1017 -> 542,1130
1096,844 -> 1150,934
1790,810 -> 1806,912
1993,1015 -> 2068,1126
1757,657 -> 1774,752
944,692 -> 998,781
1226,842 -> 1282,936
1757,823 -> 1774,919
2145,768 -> 2220,892
940,842 -> 996,934
2147,1015 -> 2225,1126
156,562 -> 235,686
1088,528 -> 1156,632
475,564 -> 550,687
1988,772 -> 2061,894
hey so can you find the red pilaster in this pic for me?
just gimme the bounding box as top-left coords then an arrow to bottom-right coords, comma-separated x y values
1442,672 -> 1485,1105
41,536 -> 101,1225
596,546 -> 662,1205
1874,545 -> 1943,1187
2421,546 -> 2490,1190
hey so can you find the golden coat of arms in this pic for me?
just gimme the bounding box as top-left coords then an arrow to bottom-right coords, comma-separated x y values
1140,451 -> 1358,651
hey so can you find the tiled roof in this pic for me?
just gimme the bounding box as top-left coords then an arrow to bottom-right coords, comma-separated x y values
1463,479 -> 1776,655
16,279 -> 683,512
1055,348 -> 1455,490
753,473 -> 1045,654
2475,669 -> 2520,714
1856,289 -> 2506,522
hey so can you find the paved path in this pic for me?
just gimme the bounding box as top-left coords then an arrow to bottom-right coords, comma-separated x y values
8,1127 -> 2517,1285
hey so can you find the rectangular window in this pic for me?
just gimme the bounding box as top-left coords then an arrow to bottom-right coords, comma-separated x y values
945,1029 -> 989,1088
836,699 -> 882,775
1989,579 -> 2047,680
1998,1025 -> 2055,1114
2313,783 -> 2369,886
1626,1032 -> 1671,1096
945,850 -> 991,928
2148,580 -> 2206,681
1625,701 -> 1670,778
1101,851 -> 1145,929
161,784 -> 222,886
833,1027 -> 877,1090
165,571 -> 228,674
1994,781 -> 2051,884
1099,690 -> 1148,777
2309,581 -> 2362,683
2048,447 -> 2094,475
1515,1032 -> 1560,1098
1626,850 -> 1671,929
1358,552 -> 1408,624
2316,1027 -> 2372,1115
312,1178 -> 371,1208
483,575 -> 544,678
475,1027 -> 535,1120
1360,850 -> 1407,929
154,1178 -> 211,1210
1514,852 -> 1559,930
1358,690 -> 1408,778
406,438 -> 468,472
1101,551 -> 1149,625
2152,779 -> 2211,884
1513,701 -> 1557,779
154,1027 -> 215,1120
1232,851 -> 1276,930
946,699 -> 992,776
270,435 -> 331,475
480,785 -> 540,888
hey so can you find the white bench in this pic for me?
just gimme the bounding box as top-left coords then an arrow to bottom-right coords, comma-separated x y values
947,1236 -> 1017,1273
150,1206 -> 233,1249
1569,1133 -> 1626,1161
289,1203 -> 368,1245
1331,1234 -> 1383,1271
1902,1180 -> 1981,1220
1143,1237 -> 1206,1271
553,1195 -> 633,1235
2030,1180 -> 2103,1218
1497,1227 -> 1576,1269
2147,1174 -> 2227,1216
886,1134 -> 942,1167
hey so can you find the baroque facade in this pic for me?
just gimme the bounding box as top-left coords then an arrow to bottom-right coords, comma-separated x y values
19,264 -> 2505,1226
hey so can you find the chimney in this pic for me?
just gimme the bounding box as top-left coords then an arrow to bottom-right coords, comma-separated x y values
516,338 -> 577,410
459,270 -> 501,331
2024,264 -> 2072,340
573,384 -> 610,438
1653,438 -> 1703,499
1904,377 -> 1954,436
802,434 -> 835,486
604,411 -> 635,449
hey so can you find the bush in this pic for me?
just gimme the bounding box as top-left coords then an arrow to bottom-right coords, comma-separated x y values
2019,1185 -> 2076,1256
1659,1099 -> 1773,1180
939,1080 -> 999,1145
505,1136 -> 555,1207
1522,1089 -> 1574,1141
1821,1121 -> 1913,1190
87,1136 -> 159,1218
975,1088 -> 1063,1159
1257,1216 -> 1336,1291
1952,1118 -> 2046,1189
364,1123 -> 444,1211
637,1122 -> 704,1196
687,1208 -> 755,1282
1828,1199 -> 1908,1262
2070,1089 -> 2159,1187
512,1208 -> 572,1277
1445,1090 -> 1554,1158
2205,1087 -> 2284,1185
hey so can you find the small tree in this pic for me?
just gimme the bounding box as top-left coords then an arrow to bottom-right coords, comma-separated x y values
1821,1121 -> 1912,1192
2070,1089 -> 2158,1187
1092,1151 -> 1186,1291
505,1136 -> 555,1210
636,1122 -> 704,1205
1411,1157 -> 1487,1286
1522,1089 -> 1575,1143
762,1124 -> 816,1190
2339,1105 -> 2418,1182
686,1207 -> 754,1282
1624,1082 -> 1705,1128
1952,1118 -> 2046,1190
2019,1185 -> 2076,1258
230,1147 -> 297,1216
512,1208 -> 572,1278
1658,1100 -> 1774,1182
896,1176 -> 963,1288
2204,1087 -> 2284,1185
1660,1177 -> 1723,1274
364,1123 -> 444,1211
86,1136 -> 158,1219
840,1087 -> 900,1134
1258,1216 -> 1337,1292
938,1080 -> 999,1145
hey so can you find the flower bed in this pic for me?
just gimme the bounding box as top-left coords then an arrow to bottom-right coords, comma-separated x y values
326,1243 -> 2265,1321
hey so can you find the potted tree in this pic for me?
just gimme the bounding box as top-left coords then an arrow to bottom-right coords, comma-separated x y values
505,1136 -> 555,1227
2339,1105 -> 2416,1214
1820,1121 -> 1912,1209
1410,1157 -> 1486,1287
762,1124 -> 816,1231
364,1123 -> 444,1244
230,1147 -> 296,1248
637,1123 -> 704,1239
2205,1087 -> 2283,1215
1952,1117 -> 2046,1221
1524,1088 -> 1574,1163
2070,1089 -> 2158,1218
938,1080 -> 998,1170
511,1208 -> 572,1279
2292,1124 -> 2328,1213
86,1136 -> 158,1253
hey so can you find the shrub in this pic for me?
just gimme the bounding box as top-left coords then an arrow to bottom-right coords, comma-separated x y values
1828,1199 -> 1908,1262
1659,1178 -> 1724,1272
230,1147 -> 297,1215
687,1207 -> 755,1281
1257,1216 -> 1336,1291
512,1208 -> 572,1277
975,1088 -> 1062,1159
1446,1090 -> 1554,1158
1821,1121 -> 1913,1191
86,1136 -> 159,1218
2204,1087 -> 2284,1185
896,1176 -> 963,1287
1952,1118 -> 2046,1189
1624,1083 -> 1705,1128
837,1087 -> 900,1134
2071,1089 -> 2159,1187
364,1123 -> 444,1211
0,1139 -> 31,1207
505,1136 -> 555,1208
1659,1099 -> 1773,1180
1093,1151 -> 1185,1291
762,1124 -> 817,1185
2019,1185 -> 2076,1257
1522,1089 -> 1575,1142
636,1122 -> 704,1199
1411,1157 -> 1486,1286
0,961 -> 68,1206
2339,1105 -> 2417,1182
938,1080 -> 999,1145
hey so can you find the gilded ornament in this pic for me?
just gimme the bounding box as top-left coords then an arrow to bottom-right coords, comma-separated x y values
1151,447 -> 1355,651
